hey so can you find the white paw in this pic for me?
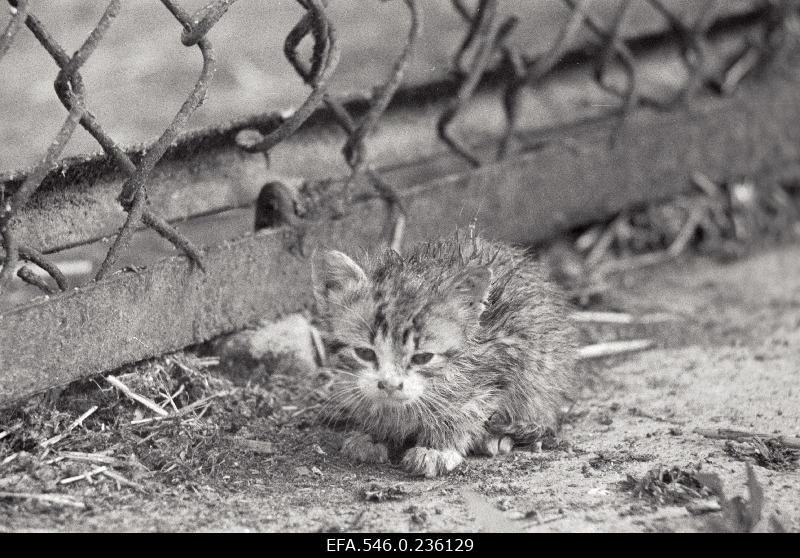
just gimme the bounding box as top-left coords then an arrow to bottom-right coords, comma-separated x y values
341,432 -> 388,464
402,447 -> 463,478
475,435 -> 514,456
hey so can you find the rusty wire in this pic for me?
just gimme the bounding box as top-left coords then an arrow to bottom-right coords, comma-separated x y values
439,0 -> 501,168
0,0 -> 25,59
0,0 -> 116,291
180,0 -> 239,47
274,0 -> 421,252
240,0 -> 340,156
334,0 -> 421,252
1,0 -> 798,296
642,0 -> 720,107
0,0 -> 213,290
498,0 -> 589,158
710,0 -> 799,95
95,0 -> 217,279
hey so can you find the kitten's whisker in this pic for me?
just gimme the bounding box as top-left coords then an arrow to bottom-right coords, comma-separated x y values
324,390 -> 361,412
320,387 -> 363,420
329,370 -> 361,379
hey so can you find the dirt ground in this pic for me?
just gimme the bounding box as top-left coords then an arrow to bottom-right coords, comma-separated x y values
1,240 -> 798,533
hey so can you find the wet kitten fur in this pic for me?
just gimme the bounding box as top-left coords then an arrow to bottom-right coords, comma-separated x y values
313,235 -> 576,477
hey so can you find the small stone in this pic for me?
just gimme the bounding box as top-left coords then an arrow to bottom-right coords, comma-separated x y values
214,314 -> 319,383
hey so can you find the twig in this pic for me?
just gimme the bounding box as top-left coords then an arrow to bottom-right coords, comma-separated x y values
194,404 -> 211,421
694,428 -> 800,450
41,405 -> 99,447
310,326 -> 327,367
159,383 -> 185,411
686,500 -> 723,515
0,422 -> 23,441
59,466 -> 108,485
135,431 -> 159,446
575,225 -> 603,253
1,452 -> 19,466
667,205 -> 706,257
577,339 -> 654,360
571,311 -> 679,324
572,311 -> 636,324
291,404 -> 320,418
194,357 -> 220,368
129,392 -> 226,426
107,376 -> 169,417
597,251 -> 672,275
691,172 -> 723,198
389,211 -> 406,254
584,218 -> 619,268
168,357 -> 200,376
0,491 -> 86,509
58,451 -> 126,467
100,469 -> 145,492
597,201 -> 710,275
523,510 -> 568,525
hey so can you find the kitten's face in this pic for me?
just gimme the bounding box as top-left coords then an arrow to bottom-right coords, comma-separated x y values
313,249 -> 491,411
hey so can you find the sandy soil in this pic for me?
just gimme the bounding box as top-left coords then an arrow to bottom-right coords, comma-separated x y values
1,242 -> 798,533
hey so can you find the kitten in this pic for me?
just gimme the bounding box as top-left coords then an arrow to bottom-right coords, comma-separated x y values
312,235 -> 576,477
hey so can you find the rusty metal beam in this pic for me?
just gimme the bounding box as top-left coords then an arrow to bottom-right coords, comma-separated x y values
2,53 -> 800,406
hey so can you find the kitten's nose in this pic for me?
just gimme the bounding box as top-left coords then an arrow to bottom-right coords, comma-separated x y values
377,378 -> 404,393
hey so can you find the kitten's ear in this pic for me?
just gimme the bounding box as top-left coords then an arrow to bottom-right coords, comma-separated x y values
451,266 -> 493,305
311,250 -> 368,308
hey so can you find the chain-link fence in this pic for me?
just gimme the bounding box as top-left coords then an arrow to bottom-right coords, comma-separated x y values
1,0 -> 796,304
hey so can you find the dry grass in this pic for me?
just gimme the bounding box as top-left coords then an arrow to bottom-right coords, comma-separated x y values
620,464 -> 715,506
723,439 -> 800,472
543,174 -> 800,307
0,351 -> 332,515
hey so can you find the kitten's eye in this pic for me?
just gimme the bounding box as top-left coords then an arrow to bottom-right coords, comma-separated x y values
410,352 -> 434,365
354,347 -> 377,362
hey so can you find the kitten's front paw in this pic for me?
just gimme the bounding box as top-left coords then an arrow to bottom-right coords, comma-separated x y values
341,432 -> 388,464
474,435 -> 513,457
402,447 -> 463,478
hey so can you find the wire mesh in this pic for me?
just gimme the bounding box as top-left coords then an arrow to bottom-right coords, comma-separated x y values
0,0 -> 797,297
